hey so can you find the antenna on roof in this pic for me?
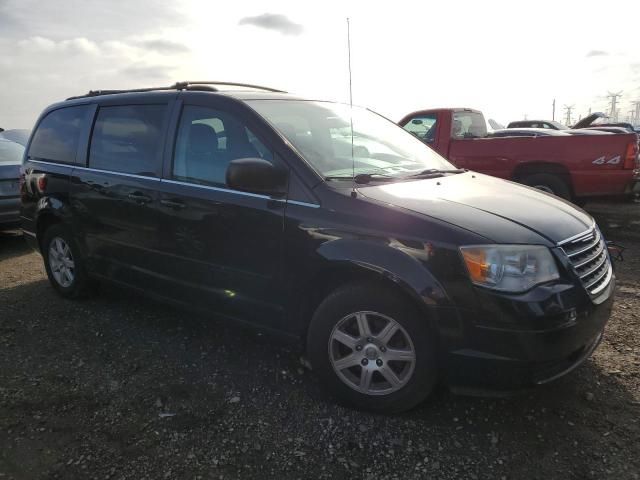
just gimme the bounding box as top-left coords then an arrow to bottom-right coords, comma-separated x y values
347,17 -> 356,199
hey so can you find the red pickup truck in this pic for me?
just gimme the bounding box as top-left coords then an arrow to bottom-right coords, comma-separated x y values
398,108 -> 640,201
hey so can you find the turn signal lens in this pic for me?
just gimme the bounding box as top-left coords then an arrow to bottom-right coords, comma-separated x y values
463,248 -> 487,282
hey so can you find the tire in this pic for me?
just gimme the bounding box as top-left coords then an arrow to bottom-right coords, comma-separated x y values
42,224 -> 94,298
306,282 -> 437,413
521,173 -> 571,200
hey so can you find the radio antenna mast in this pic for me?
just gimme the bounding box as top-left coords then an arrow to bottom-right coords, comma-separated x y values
347,17 -> 356,198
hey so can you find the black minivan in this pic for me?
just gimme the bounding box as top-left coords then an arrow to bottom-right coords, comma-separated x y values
21,82 -> 615,412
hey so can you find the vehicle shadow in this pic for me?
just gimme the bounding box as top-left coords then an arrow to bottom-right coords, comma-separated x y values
1,278 -> 638,479
0,230 -> 30,262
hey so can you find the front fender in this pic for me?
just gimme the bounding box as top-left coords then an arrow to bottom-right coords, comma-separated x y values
317,238 -> 452,308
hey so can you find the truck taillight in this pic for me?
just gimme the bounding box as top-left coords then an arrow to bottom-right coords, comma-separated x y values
623,141 -> 639,169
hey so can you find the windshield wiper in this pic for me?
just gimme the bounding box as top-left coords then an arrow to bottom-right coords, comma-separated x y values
325,173 -> 397,184
404,168 -> 466,178
354,173 -> 397,184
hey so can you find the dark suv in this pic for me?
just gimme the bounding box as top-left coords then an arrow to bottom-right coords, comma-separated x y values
21,82 -> 615,412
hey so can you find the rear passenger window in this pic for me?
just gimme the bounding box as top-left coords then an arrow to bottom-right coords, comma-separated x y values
89,105 -> 166,177
173,105 -> 273,187
29,106 -> 89,164
451,111 -> 487,139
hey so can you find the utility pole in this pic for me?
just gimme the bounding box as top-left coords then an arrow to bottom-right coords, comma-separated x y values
552,99 -> 556,121
563,105 -> 574,126
606,91 -> 623,122
632,101 -> 640,126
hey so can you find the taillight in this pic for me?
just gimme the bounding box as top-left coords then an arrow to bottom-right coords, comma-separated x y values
37,175 -> 47,192
623,141 -> 639,169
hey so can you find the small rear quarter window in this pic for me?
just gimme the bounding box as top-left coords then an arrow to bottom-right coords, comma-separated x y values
28,105 -> 90,164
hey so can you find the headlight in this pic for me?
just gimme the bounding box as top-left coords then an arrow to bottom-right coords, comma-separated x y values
460,245 -> 559,292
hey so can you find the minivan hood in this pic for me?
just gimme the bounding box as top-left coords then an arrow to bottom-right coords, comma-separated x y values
357,172 -> 593,245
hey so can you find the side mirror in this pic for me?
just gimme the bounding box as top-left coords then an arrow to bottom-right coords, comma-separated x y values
226,158 -> 287,196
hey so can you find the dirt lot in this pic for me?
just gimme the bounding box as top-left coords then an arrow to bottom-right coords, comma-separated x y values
1,202 -> 639,480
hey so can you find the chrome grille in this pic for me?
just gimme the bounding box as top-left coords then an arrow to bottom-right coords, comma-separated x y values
559,226 -> 612,296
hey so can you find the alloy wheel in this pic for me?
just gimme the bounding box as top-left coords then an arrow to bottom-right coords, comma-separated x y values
48,237 -> 75,288
328,311 -> 416,396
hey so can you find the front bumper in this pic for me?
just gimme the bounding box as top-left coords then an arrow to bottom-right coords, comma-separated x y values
435,275 -> 615,393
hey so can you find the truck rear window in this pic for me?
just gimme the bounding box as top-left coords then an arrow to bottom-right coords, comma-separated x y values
452,111 -> 487,139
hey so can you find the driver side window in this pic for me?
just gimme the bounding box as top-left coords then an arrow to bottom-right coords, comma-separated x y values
172,105 -> 273,188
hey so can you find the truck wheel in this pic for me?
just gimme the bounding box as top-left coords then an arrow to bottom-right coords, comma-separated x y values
42,224 -> 95,299
306,282 -> 437,413
521,173 -> 571,200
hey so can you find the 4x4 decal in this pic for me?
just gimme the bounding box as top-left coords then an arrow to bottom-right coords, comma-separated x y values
592,155 -> 621,165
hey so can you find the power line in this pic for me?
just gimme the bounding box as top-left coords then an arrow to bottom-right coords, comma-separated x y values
563,104 -> 574,126
631,100 -> 640,126
627,110 -> 635,123
606,91 -> 623,122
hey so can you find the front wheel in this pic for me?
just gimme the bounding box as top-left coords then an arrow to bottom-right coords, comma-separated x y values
307,283 -> 437,413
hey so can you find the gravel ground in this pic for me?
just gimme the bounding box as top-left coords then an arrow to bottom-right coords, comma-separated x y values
1,202 -> 639,480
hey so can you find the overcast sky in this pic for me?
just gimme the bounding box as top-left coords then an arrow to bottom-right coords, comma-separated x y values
1,0 -> 639,129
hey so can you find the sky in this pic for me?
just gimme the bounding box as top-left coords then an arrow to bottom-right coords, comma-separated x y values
1,0 -> 640,129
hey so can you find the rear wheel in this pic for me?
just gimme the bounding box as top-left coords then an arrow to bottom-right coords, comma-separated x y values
307,283 -> 437,413
521,173 -> 571,200
42,224 -> 94,298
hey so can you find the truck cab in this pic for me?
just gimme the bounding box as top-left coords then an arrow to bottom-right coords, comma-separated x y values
400,108 -> 640,201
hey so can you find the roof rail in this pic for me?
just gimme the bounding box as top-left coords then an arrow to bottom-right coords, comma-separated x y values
175,81 -> 286,93
66,81 -> 286,100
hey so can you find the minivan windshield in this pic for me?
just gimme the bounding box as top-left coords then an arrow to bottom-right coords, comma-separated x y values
247,100 -> 455,179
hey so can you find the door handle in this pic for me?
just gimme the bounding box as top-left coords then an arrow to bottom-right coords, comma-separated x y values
127,192 -> 152,203
160,198 -> 186,209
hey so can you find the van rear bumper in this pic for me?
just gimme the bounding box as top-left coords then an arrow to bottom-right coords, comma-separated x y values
22,229 -> 39,251
20,216 -> 39,251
